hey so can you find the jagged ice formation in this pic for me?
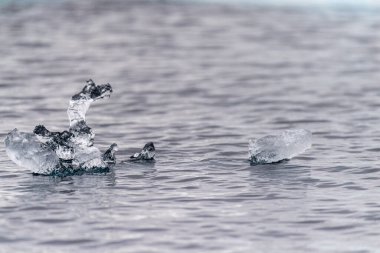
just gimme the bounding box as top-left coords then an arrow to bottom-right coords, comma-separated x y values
4,79 -> 117,175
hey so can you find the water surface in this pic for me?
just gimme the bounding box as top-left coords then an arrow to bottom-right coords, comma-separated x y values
1,0 -> 380,252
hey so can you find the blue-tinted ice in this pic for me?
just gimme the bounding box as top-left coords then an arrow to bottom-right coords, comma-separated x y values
249,129 -> 312,164
4,80 -> 117,175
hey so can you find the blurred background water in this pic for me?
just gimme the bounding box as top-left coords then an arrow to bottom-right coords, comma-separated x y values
1,0 -> 380,252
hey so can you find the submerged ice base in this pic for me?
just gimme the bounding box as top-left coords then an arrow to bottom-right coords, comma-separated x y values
249,129 -> 312,164
4,79 -> 117,175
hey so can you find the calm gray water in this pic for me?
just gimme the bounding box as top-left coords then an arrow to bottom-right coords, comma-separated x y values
1,0 -> 380,252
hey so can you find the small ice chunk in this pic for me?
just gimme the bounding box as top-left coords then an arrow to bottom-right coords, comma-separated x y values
103,143 -> 118,165
249,129 -> 312,164
130,142 -> 155,161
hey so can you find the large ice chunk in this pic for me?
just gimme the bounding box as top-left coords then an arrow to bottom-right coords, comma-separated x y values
249,129 -> 312,164
4,79 -> 117,176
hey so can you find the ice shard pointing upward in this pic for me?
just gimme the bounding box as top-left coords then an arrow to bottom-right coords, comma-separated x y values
4,79 -> 117,175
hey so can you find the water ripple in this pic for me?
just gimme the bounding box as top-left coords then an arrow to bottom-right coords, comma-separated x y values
1,0 -> 380,252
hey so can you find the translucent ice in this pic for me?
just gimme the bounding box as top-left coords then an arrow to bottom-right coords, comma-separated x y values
249,129 -> 312,164
68,79 -> 112,128
130,142 -> 156,161
5,129 -> 60,174
4,79 -> 117,175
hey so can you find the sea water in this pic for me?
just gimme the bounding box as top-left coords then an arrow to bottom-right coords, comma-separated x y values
1,0 -> 380,252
